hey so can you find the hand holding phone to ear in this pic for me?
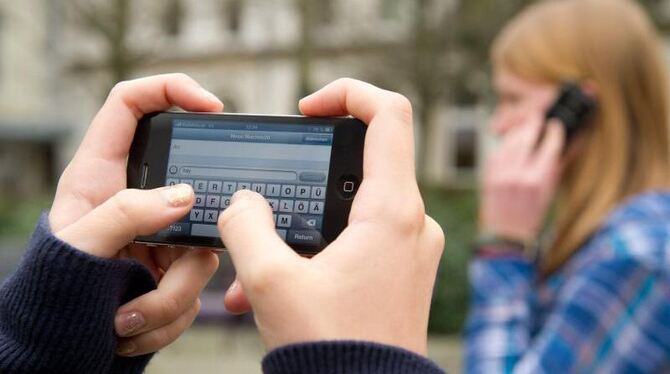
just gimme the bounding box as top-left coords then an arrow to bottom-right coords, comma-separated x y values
481,113 -> 566,242
218,78 -> 445,355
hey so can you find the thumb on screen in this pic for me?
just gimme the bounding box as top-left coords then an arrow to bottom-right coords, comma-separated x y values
54,184 -> 195,258
217,190 -> 297,288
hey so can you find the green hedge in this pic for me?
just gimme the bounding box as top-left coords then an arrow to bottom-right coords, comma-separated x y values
0,195 -> 52,239
422,187 -> 477,334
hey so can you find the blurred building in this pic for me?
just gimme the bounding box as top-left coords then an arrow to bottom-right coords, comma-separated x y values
0,0 -> 70,197
54,0 -> 477,187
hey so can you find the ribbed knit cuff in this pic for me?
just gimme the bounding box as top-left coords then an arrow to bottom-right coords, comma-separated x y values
262,341 -> 445,374
0,213 -> 156,374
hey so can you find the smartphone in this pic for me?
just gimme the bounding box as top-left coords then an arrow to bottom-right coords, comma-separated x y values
544,82 -> 597,144
127,112 -> 366,255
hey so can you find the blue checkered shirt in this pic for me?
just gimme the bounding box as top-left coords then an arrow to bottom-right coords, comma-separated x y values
465,192 -> 670,373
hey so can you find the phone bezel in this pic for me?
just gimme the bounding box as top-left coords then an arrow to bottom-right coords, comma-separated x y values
127,112 -> 366,254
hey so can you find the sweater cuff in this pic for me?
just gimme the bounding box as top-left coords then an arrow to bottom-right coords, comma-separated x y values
0,213 -> 156,373
262,341 -> 445,374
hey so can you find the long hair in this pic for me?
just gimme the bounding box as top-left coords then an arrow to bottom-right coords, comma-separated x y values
491,0 -> 670,274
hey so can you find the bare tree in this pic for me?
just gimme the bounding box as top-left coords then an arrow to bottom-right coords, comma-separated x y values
67,0 -> 147,96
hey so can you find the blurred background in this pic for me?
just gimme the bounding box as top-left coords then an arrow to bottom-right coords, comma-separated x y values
1,0 -> 670,372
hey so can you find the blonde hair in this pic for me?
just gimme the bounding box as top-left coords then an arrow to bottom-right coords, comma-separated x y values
492,0 -> 670,274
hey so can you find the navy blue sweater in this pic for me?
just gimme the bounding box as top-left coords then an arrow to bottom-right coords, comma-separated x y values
0,215 -> 445,373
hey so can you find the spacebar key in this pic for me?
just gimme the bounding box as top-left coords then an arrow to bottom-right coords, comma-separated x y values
191,224 -> 220,238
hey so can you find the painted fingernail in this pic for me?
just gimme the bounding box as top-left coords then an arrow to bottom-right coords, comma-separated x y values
116,340 -> 137,355
115,311 -> 145,337
161,184 -> 194,207
201,88 -> 223,106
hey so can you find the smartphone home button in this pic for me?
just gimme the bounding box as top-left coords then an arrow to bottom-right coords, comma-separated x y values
338,175 -> 359,200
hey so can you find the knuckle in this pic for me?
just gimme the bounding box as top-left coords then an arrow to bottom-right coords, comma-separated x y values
152,326 -> 177,349
424,216 -> 446,255
108,190 -> 138,229
386,92 -> 413,120
159,292 -> 183,320
246,262 -> 286,296
169,72 -> 196,85
194,298 -> 202,314
109,80 -> 133,98
334,77 -> 358,88
390,199 -> 426,235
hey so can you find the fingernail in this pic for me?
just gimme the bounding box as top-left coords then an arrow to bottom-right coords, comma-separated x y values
201,88 -> 223,106
161,184 -> 194,207
117,340 -> 137,356
115,311 -> 145,337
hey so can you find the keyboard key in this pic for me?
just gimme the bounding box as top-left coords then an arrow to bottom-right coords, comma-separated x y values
295,200 -> 309,214
267,184 -> 281,197
272,214 -> 277,223
194,180 -> 208,193
190,209 -> 204,222
238,182 -> 251,190
277,214 -> 292,228
276,229 -> 287,240
295,215 -> 322,229
252,183 -> 266,195
311,186 -> 326,199
204,210 -> 219,223
281,185 -> 296,197
267,199 -> 279,212
296,186 -> 311,199
206,195 -> 220,208
309,201 -> 324,214
208,181 -> 222,193
194,194 -> 205,207
223,182 -> 237,194
166,178 -> 180,186
279,200 -> 294,212
181,179 -> 194,186
159,222 -> 190,236
221,195 -> 232,209
191,224 -> 219,238
299,172 -> 327,183
287,230 -> 323,246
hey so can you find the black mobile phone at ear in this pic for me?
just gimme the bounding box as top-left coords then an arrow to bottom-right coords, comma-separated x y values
127,112 -> 366,255
545,82 -> 597,144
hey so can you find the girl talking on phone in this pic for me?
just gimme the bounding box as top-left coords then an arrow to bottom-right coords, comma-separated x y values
466,0 -> 670,372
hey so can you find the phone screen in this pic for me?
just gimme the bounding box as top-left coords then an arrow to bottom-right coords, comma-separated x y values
160,118 -> 335,247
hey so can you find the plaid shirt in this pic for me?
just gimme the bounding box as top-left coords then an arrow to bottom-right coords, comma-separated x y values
465,192 -> 670,373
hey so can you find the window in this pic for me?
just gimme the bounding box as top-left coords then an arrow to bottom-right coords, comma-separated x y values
223,0 -> 242,34
454,127 -> 477,171
162,0 -> 184,37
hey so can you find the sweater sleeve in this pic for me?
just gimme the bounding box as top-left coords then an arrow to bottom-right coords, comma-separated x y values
0,214 -> 157,374
262,341 -> 446,374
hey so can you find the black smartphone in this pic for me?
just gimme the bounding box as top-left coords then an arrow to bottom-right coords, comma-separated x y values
544,82 -> 597,144
127,112 -> 366,255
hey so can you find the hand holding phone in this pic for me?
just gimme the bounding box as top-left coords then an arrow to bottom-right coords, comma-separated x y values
544,82 -> 597,146
219,79 -> 445,355
49,74 -> 222,357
